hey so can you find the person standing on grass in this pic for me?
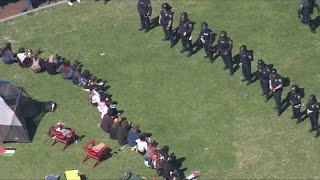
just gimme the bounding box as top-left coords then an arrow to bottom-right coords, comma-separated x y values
198,22 -> 214,63
297,0 -> 319,33
256,59 -> 271,102
289,85 -> 302,124
306,95 -> 320,138
269,69 -> 283,116
159,3 -> 174,47
178,12 -> 193,57
238,45 -> 253,85
213,31 -> 233,75
137,0 -> 152,33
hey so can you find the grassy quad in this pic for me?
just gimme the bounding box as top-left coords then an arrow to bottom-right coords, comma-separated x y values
1,0 -> 320,179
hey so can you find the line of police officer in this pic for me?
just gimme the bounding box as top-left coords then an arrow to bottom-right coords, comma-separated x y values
137,0 -> 320,138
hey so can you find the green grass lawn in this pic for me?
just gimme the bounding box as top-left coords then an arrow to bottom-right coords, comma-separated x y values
1,0 -> 320,179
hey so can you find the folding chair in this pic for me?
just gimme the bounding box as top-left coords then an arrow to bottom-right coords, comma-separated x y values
82,139 -> 108,168
51,128 -> 76,151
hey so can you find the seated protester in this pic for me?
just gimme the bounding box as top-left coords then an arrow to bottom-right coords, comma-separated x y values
56,60 -> 74,80
99,112 -> 113,133
46,55 -> 57,75
117,120 -> 129,145
1,42 -> 17,64
31,52 -> 42,73
128,123 -> 140,148
17,47 -> 31,68
157,145 -> 171,177
144,142 -> 158,168
54,54 -> 63,70
80,70 -> 92,89
72,66 -> 82,85
83,75 -> 98,91
109,117 -> 121,140
135,134 -> 148,155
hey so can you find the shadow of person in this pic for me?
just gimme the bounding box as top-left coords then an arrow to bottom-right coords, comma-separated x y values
171,27 -> 181,47
281,91 -> 291,113
148,16 -> 159,31
232,54 -> 240,73
312,16 -> 320,32
282,77 -> 291,88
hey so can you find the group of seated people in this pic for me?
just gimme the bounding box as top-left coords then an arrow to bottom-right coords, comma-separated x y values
1,42 -> 181,180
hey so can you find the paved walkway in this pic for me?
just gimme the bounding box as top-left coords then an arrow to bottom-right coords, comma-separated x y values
0,0 -> 65,22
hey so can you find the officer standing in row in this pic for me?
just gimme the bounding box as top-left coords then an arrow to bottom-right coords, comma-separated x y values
198,22 -> 214,63
297,0 -> 320,33
269,69 -> 283,116
178,12 -> 193,57
289,85 -> 302,123
238,45 -> 253,85
306,95 -> 320,137
137,0 -> 152,33
213,31 -> 233,75
159,3 -> 174,47
256,59 -> 271,102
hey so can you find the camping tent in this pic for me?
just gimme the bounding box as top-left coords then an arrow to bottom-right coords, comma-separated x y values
0,80 -> 43,143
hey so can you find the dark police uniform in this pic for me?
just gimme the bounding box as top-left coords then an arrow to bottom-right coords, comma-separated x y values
290,91 -> 302,122
216,36 -> 233,75
239,50 -> 253,83
297,0 -> 319,33
137,0 -> 152,32
178,17 -> 193,57
160,9 -> 174,46
270,74 -> 283,116
306,101 -> 320,137
199,28 -> 213,62
256,64 -> 270,101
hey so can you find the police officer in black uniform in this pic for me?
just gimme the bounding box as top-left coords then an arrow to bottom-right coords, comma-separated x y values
289,85 -> 302,123
256,59 -> 271,102
198,22 -> 213,63
238,45 -> 253,85
213,31 -> 233,75
306,95 -> 320,137
269,69 -> 283,116
297,0 -> 320,33
137,0 -> 152,33
178,12 -> 193,57
159,3 -> 174,47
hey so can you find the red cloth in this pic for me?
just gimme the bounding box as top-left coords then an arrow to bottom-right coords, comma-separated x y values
0,147 -> 6,153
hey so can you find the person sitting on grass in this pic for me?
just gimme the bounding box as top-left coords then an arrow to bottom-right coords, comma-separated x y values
135,133 -> 148,155
109,117 -> 121,140
1,42 -> 17,64
128,123 -> 140,149
46,55 -> 57,75
99,110 -> 114,133
17,47 -> 31,68
72,66 -> 82,85
117,120 -> 129,145
31,52 -> 42,73
144,142 -> 158,168
80,69 -> 92,89
56,60 -> 74,79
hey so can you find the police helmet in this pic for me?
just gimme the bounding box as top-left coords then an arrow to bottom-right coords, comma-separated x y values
240,45 -> 247,52
162,3 -> 171,11
201,22 -> 208,31
220,31 -> 227,37
291,85 -> 299,92
181,12 -> 188,21
258,59 -> 265,65
271,68 -> 277,75
309,95 -> 317,103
